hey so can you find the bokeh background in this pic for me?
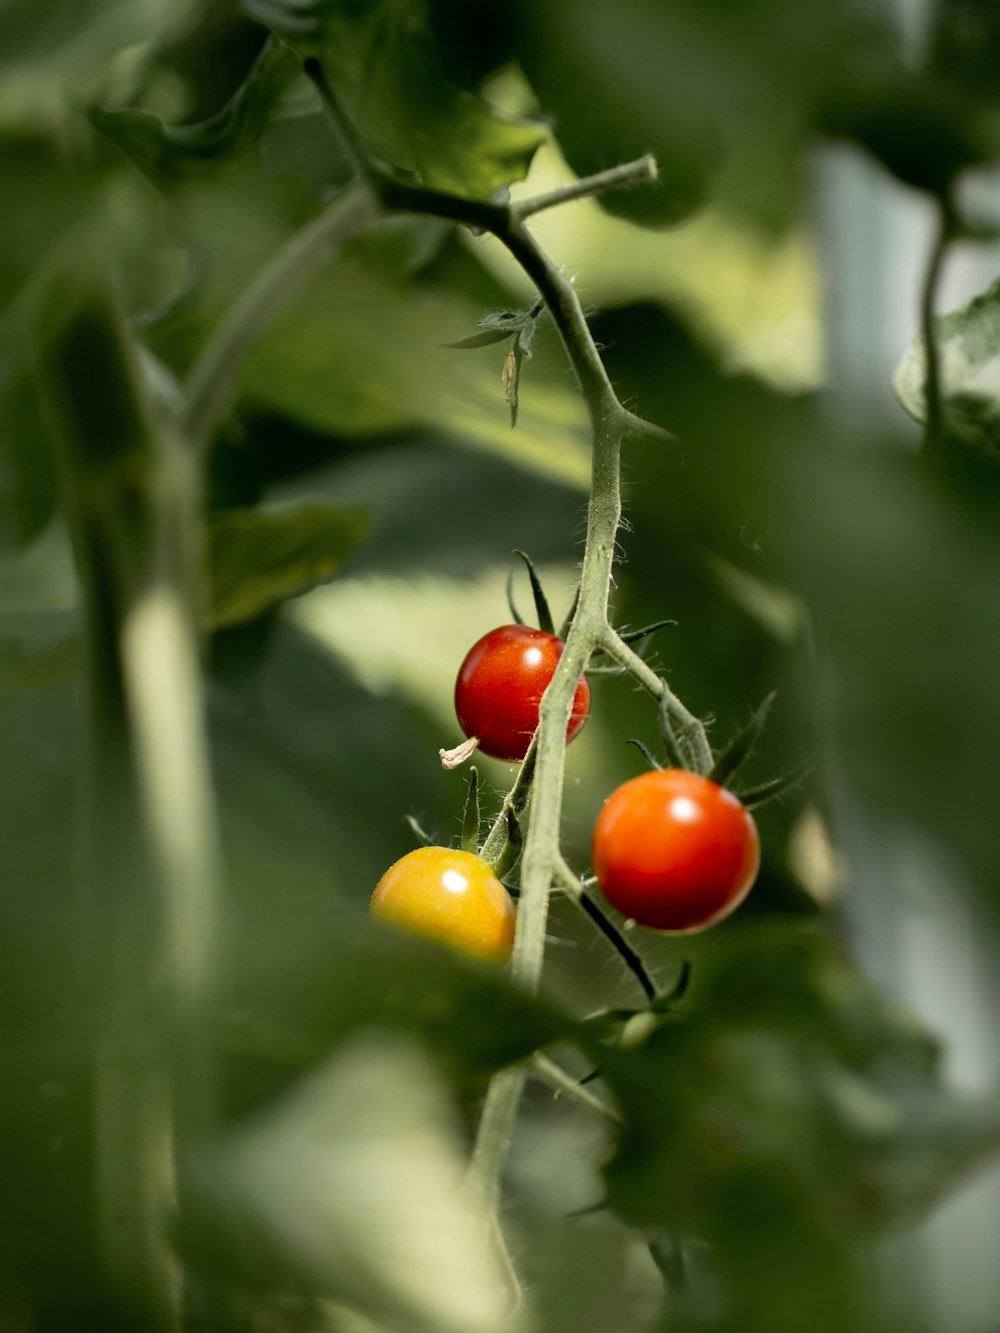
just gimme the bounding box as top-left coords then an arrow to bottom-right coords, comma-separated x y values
4,0 -> 1000,1330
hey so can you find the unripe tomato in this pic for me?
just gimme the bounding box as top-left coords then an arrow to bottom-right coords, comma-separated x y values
592,769 -> 759,933
455,624 -> 590,762
370,846 -> 516,964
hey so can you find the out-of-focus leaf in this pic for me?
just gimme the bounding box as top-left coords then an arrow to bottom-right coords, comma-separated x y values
243,0 -> 545,199
0,349 -> 58,548
188,1034 -> 515,1332
85,36 -> 299,184
209,504 -> 369,628
216,862 -> 570,1084
509,0 -> 876,230
598,922 -> 1000,1332
0,0 -> 168,92
824,58 -> 1000,194
513,0 -> 718,229
893,278 -> 1000,455
0,114 -> 108,311
237,260 -> 590,486
0,611 -> 78,701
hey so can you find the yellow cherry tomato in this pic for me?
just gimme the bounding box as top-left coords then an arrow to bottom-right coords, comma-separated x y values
370,846 -> 515,965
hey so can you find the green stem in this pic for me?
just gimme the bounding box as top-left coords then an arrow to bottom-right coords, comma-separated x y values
181,183 -> 375,450
920,194 -> 954,463
514,155 -> 657,219
42,266 -> 225,1327
554,856 -> 657,1003
42,270 -> 185,1330
211,53 -> 704,1232
599,627 -> 713,773
530,1054 -> 623,1126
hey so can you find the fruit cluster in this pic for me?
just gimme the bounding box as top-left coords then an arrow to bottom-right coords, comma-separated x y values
370,561 -> 789,972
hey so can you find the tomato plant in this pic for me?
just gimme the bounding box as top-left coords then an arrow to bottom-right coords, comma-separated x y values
371,845 -> 516,963
592,768 -> 760,932
454,623 -> 591,761
7,2 -> 1000,1331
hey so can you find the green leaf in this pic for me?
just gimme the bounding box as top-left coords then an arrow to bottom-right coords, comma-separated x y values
187,1033 -> 512,1333
0,611 -> 78,702
0,348 -> 59,548
598,922 -> 1000,1330
0,113 -> 109,312
236,259 -> 591,486
209,504 -> 368,628
0,0 -> 169,92
441,327 -> 513,351
217,862 -> 570,1080
85,37 -> 300,184
244,0 -> 545,199
893,278 -> 1000,455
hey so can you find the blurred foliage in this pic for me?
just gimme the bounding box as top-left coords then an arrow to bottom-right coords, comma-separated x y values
894,276 -> 1000,458
3,0 -> 1000,1331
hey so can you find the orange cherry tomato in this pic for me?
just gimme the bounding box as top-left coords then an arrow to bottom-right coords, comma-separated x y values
371,846 -> 516,964
592,769 -> 760,933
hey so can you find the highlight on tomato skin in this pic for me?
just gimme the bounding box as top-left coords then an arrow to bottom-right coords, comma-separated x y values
370,846 -> 516,964
454,624 -> 591,762
591,769 -> 760,934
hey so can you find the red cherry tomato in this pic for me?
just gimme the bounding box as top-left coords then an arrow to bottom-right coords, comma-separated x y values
592,769 -> 760,933
455,624 -> 591,762
370,846 -> 516,964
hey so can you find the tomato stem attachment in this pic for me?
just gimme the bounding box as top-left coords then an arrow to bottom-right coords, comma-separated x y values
439,736 -> 479,769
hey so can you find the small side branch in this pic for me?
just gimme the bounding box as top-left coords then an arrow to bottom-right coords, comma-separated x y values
554,856 -> 656,1004
531,1053 -> 624,1127
514,156 -> 657,220
599,627 -> 713,774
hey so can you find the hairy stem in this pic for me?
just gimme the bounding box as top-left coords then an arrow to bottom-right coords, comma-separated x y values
41,269 -> 189,1331
515,155 -> 657,219
206,53 -> 706,1227
531,1054 -> 623,1127
599,627 -> 713,773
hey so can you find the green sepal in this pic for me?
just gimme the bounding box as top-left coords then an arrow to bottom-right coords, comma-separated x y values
505,568 -> 525,625
440,327 -> 512,350
460,767 -> 480,853
625,738 -> 662,771
619,618 -> 676,645
650,957 -> 693,1013
558,583 -> 580,640
490,808 -> 522,880
512,549 -> 554,634
708,692 -> 776,788
657,690 -> 701,772
736,754 -> 814,810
